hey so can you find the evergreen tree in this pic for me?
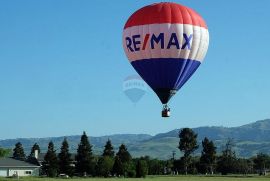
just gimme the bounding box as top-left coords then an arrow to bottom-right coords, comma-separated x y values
115,144 -> 132,177
216,138 -> 237,175
29,143 -> 40,158
178,128 -> 198,175
136,159 -> 148,178
27,143 -> 41,166
102,139 -> 114,158
112,155 -> 123,176
58,138 -> 73,176
13,142 -> 26,160
95,139 -> 115,177
43,141 -> 58,177
116,144 -> 131,163
76,131 -> 94,176
200,137 -> 216,174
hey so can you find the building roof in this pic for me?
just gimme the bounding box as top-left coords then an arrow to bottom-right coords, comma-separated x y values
0,157 -> 40,168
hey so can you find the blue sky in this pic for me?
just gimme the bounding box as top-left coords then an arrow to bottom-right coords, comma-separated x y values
0,0 -> 269,139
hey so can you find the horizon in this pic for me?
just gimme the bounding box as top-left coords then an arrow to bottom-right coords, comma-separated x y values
0,0 -> 270,140
1,118 -> 269,140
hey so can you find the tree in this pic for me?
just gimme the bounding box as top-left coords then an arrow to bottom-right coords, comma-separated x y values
136,159 -> 148,178
43,141 -> 58,177
76,131 -> 94,176
102,139 -> 114,158
13,142 -> 26,160
27,143 -> 41,166
29,143 -> 40,158
178,128 -> 198,174
116,144 -> 132,177
236,158 -> 252,175
253,153 -> 270,175
58,138 -> 73,176
96,156 -> 114,177
200,137 -> 216,174
112,144 -> 133,177
0,147 -> 11,158
116,144 -> 131,163
216,138 -> 237,175
95,140 -> 115,177
126,161 -> 136,178
147,158 -> 163,175
112,155 -> 123,176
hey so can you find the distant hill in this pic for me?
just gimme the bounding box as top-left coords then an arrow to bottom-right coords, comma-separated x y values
1,119 -> 270,159
147,119 -> 270,158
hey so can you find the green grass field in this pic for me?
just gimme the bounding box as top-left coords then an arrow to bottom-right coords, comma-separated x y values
1,175 -> 270,181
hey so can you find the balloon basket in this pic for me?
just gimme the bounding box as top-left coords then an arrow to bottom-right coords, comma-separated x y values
162,105 -> 170,117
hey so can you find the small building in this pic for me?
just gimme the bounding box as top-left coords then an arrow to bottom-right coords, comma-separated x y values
0,157 -> 40,177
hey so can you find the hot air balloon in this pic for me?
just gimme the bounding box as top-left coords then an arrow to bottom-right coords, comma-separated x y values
123,75 -> 147,104
122,2 -> 209,117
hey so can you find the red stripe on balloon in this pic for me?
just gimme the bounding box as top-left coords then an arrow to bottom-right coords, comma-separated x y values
142,34 -> 150,50
124,2 -> 207,29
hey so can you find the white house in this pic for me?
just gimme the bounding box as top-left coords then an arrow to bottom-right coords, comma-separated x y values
0,157 -> 40,177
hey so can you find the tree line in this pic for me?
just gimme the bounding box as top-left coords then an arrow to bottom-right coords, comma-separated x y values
11,132 -> 150,177
174,128 -> 270,175
10,129 -> 270,177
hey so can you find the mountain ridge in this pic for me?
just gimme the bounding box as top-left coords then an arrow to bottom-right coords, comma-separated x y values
1,119 -> 270,159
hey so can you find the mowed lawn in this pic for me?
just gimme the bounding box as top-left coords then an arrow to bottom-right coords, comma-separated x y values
1,176 -> 270,181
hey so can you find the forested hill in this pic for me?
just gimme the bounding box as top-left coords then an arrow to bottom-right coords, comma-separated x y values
153,118 -> 270,142
1,119 -> 270,159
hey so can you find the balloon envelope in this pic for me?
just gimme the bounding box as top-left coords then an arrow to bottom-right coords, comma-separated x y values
122,2 -> 209,104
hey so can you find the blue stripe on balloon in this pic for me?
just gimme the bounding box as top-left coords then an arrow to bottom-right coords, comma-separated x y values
131,58 -> 201,91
